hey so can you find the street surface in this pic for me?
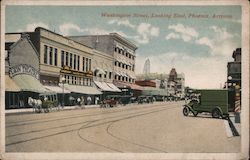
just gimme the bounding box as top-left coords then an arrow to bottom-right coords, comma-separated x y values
5,102 -> 240,152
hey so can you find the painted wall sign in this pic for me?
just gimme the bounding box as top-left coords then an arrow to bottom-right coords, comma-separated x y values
9,64 -> 39,79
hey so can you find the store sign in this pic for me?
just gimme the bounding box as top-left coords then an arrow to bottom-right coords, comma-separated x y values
9,64 -> 39,79
60,66 -> 93,77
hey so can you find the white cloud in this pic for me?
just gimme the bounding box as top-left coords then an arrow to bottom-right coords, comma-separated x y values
59,23 -> 128,37
17,22 -> 49,32
165,33 -> 180,40
108,19 -> 136,29
135,23 -> 159,44
168,24 -> 199,38
210,26 -> 233,40
195,37 -> 213,48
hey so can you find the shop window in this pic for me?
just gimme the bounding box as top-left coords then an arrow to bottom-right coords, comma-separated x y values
49,47 -> 53,65
54,48 -> 58,66
66,52 -> 69,66
61,51 -> 65,67
44,45 -> 48,64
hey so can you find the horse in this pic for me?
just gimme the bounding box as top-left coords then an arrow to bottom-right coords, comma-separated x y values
28,97 -> 42,113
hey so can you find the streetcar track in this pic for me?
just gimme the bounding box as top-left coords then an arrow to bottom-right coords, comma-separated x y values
6,105 -> 169,137
76,106 -> 179,152
106,119 -> 167,153
6,105 -> 180,146
6,103 -> 166,128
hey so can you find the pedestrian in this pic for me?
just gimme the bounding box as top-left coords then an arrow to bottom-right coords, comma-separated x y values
87,96 -> 92,105
80,96 -> 85,109
77,97 -> 81,107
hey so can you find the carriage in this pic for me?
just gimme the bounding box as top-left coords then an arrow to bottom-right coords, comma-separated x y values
28,93 -> 59,113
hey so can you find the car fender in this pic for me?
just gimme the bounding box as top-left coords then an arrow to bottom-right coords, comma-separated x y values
213,106 -> 223,115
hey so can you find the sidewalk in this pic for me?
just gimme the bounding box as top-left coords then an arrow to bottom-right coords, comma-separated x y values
5,104 -> 100,114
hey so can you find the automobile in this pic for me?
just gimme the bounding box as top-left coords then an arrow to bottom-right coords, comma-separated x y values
182,89 -> 229,119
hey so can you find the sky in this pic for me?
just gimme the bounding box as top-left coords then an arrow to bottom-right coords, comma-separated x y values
5,5 -> 242,89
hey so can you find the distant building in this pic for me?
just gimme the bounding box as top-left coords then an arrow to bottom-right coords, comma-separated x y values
143,58 -> 150,74
136,68 -> 185,98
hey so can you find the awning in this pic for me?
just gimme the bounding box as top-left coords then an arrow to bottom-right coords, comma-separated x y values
114,81 -> 130,89
5,75 -> 20,92
114,72 -> 121,76
127,83 -> 143,91
64,84 -> 102,95
129,74 -> 136,79
142,87 -> 168,96
94,81 -> 113,92
12,74 -> 48,93
106,83 -> 121,92
94,81 -> 121,92
44,85 -> 71,93
94,68 -> 105,75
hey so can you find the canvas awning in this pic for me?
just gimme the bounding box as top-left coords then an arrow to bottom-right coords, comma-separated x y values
5,75 -> 20,92
94,68 -> 105,75
142,87 -> 168,96
12,74 -> 48,93
127,83 -> 143,91
94,81 -> 121,92
106,83 -> 121,92
44,85 -> 71,93
64,84 -> 102,95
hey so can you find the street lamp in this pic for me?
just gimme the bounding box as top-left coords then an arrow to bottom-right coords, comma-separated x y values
62,77 -> 66,108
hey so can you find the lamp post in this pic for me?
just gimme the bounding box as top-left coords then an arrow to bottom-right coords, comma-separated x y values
62,77 -> 66,108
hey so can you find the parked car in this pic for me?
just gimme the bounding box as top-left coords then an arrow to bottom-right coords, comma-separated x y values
182,89 -> 229,119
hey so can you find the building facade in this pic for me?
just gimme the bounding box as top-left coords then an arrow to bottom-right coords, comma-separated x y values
69,33 -> 142,97
5,33 -> 48,108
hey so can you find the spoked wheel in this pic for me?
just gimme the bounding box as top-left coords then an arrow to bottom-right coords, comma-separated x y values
212,108 -> 221,118
183,107 -> 190,116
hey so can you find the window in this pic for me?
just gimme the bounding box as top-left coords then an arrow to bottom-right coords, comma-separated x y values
118,62 -> 121,67
89,59 -> 91,71
129,54 -> 131,59
86,58 -> 89,71
104,71 -> 107,78
67,75 -> 69,83
44,45 -> 48,64
71,76 -> 74,84
77,56 -> 80,71
70,53 -> 73,68
82,57 -> 85,71
109,72 -> 112,79
73,54 -> 76,70
49,47 -> 53,65
74,77 -> 77,84
54,48 -> 58,66
61,51 -> 65,67
66,52 -> 69,66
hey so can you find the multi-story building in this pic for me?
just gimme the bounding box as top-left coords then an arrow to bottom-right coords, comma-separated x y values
69,33 -> 142,97
6,27 -> 103,106
5,33 -> 48,108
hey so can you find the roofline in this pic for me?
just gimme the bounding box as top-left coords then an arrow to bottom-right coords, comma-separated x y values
35,27 -> 94,49
110,33 -> 137,50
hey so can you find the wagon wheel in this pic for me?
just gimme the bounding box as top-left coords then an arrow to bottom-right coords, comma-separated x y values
212,108 -> 221,118
183,107 -> 190,116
